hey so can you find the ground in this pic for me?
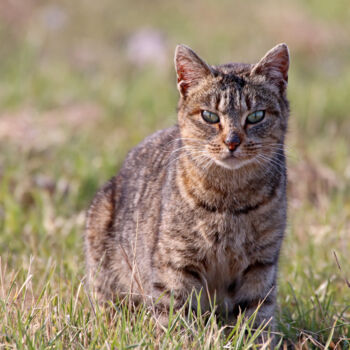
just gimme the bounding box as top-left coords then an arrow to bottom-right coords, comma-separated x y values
0,0 -> 349,348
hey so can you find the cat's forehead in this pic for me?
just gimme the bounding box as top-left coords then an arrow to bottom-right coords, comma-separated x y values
214,62 -> 253,75
197,65 -> 270,113
206,64 -> 248,93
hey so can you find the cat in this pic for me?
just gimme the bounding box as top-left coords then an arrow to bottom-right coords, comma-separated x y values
85,43 -> 290,335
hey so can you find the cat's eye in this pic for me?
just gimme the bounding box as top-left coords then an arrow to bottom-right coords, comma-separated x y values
201,110 -> 220,124
246,110 -> 265,124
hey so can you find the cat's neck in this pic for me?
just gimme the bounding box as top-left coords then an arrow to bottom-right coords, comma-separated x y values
176,148 -> 285,212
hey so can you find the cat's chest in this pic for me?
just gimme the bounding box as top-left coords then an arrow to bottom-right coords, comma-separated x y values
191,214 -> 254,305
194,213 -> 253,277
195,211 -> 253,249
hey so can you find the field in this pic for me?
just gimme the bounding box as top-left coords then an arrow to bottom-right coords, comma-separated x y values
0,0 -> 349,348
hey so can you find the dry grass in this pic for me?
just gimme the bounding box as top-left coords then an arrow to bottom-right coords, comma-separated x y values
0,0 -> 350,348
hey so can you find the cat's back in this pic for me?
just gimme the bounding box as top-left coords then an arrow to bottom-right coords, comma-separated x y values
118,125 -> 180,189
85,125 -> 179,269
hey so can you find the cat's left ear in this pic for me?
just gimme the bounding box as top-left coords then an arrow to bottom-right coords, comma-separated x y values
251,43 -> 290,91
174,44 -> 213,97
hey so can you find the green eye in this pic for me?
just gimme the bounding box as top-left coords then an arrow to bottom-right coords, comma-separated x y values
246,110 -> 265,124
201,110 -> 220,124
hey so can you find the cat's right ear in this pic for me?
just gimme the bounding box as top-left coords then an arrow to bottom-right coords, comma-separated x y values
174,45 -> 212,97
250,43 -> 290,92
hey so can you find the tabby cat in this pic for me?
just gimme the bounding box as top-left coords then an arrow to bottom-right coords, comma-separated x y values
85,44 -> 290,333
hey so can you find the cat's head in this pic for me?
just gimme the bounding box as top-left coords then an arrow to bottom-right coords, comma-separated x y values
174,44 -> 290,170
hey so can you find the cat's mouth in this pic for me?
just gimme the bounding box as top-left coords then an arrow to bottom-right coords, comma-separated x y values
222,150 -> 253,161
215,153 -> 255,170
223,153 -> 238,159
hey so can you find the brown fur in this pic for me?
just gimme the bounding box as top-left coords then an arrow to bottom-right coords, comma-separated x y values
85,44 -> 290,334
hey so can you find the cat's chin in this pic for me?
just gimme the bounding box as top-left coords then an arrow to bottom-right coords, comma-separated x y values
214,157 -> 254,170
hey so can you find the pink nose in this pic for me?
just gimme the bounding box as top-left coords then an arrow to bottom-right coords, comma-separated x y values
224,134 -> 241,152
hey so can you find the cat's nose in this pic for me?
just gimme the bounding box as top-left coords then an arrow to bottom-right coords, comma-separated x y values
224,133 -> 241,152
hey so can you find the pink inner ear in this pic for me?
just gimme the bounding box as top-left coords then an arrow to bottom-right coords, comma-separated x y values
268,50 -> 289,82
176,60 -> 209,96
175,45 -> 212,96
176,61 -> 187,83
176,62 -> 194,86
178,65 -> 202,88
252,44 -> 289,84
176,62 -> 194,95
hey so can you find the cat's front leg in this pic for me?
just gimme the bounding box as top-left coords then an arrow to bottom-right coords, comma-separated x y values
232,261 -> 278,344
150,264 -> 206,326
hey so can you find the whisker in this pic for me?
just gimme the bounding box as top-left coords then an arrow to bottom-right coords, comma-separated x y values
164,137 -> 205,147
194,155 -> 215,173
255,154 -> 285,178
252,142 -> 296,157
165,148 -> 210,169
244,143 -> 296,160
168,145 -> 199,155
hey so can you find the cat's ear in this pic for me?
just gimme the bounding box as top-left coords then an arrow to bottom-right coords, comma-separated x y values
251,43 -> 289,91
174,44 -> 213,97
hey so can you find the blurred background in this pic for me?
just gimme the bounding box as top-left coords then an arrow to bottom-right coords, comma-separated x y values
0,0 -> 349,345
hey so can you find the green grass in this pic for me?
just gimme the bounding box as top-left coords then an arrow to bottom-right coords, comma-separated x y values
0,268 -> 279,349
0,0 -> 350,348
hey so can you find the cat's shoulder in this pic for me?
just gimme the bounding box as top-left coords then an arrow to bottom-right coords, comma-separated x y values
87,126 -> 179,216
124,125 -> 180,165
132,125 -> 179,153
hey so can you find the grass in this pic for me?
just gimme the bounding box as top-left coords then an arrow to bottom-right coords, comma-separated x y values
0,267 -> 278,349
0,0 -> 350,348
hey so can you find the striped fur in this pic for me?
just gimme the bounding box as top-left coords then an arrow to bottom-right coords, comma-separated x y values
85,44 -> 290,334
